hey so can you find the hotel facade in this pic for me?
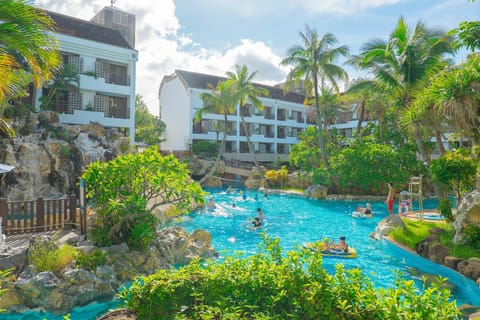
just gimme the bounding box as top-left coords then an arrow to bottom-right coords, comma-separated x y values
26,6 -> 138,142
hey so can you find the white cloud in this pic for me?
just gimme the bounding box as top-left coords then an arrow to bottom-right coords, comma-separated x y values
35,0 -> 288,116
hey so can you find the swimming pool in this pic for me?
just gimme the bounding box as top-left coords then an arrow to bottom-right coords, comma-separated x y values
3,189 -> 479,319
178,189 -> 480,308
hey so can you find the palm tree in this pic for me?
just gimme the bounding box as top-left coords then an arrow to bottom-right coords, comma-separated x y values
0,0 -> 60,138
0,0 -> 60,102
195,81 -> 236,185
350,17 -> 452,164
343,80 -> 388,140
281,25 -> 349,169
416,54 -> 480,147
225,65 -> 269,173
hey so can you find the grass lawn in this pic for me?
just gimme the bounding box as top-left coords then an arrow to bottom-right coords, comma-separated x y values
389,218 -> 480,259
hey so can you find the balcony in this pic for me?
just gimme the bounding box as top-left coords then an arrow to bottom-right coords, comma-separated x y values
277,109 -> 286,121
51,90 -> 82,114
95,61 -> 130,87
94,94 -> 129,119
265,113 -> 275,120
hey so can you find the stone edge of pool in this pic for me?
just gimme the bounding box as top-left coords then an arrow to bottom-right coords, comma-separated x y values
382,236 -> 480,307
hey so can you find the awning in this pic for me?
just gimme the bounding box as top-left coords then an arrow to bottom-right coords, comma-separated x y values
0,164 -> 14,174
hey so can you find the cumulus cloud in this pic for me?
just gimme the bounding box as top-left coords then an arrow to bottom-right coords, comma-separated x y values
36,0 -> 290,115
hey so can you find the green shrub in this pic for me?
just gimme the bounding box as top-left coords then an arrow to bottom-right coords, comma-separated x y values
75,248 -> 108,272
28,241 -> 77,274
119,235 -> 460,319
191,141 -> 219,157
127,219 -> 157,252
60,145 -> 71,158
463,223 -> 480,249
437,198 -> 454,222
264,165 -> 288,187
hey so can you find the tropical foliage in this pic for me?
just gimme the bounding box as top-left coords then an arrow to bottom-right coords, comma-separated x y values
264,166 -> 288,188
81,147 -> 206,249
28,240 -> 77,275
429,149 -> 477,203
329,140 -> 417,194
135,95 -> 166,145
225,65 -> 269,172
281,25 -> 349,169
119,236 -> 460,320
195,81 -> 236,184
0,0 -> 60,102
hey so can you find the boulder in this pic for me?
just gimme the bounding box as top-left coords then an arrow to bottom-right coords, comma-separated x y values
453,190 -> 480,243
245,167 -> 267,189
371,216 -> 405,240
457,258 -> 480,281
304,185 -> 328,199
444,256 -> 465,270
415,235 -> 450,264
286,171 -> 312,189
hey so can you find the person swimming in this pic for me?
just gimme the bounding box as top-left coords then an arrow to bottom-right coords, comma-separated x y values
256,208 -> 265,223
207,198 -> 216,209
249,217 -> 261,230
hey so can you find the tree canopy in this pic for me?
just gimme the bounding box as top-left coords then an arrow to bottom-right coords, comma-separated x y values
135,95 -> 166,145
81,147 -> 206,249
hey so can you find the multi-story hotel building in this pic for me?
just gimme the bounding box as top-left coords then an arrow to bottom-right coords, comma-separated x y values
158,70 -> 309,162
26,6 -> 138,142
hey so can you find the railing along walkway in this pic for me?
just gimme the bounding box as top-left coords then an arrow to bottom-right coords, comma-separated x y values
0,195 -> 87,236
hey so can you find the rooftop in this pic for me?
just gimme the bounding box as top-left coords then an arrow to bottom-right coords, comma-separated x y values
45,10 -> 133,50
174,69 -> 306,105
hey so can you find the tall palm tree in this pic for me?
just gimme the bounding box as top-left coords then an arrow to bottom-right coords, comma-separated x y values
416,54 -> 480,147
225,65 -> 269,173
281,25 -> 349,169
195,81 -> 236,185
0,0 -> 60,102
343,80 -> 388,140
351,17 -> 453,197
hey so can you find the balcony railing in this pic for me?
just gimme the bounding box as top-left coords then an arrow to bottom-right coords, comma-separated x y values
95,61 -> 130,86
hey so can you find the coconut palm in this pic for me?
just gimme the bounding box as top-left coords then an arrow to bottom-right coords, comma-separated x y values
0,0 -> 60,138
416,54 -> 480,147
350,17 -> 453,164
0,0 -> 60,102
281,25 -> 349,169
343,80 -> 389,140
195,81 -> 236,185
225,65 -> 269,174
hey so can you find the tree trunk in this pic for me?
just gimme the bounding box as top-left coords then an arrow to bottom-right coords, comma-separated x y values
199,113 -> 228,186
356,99 -> 365,140
413,125 -> 443,199
434,129 -> 446,156
240,115 -> 263,180
314,78 -> 329,169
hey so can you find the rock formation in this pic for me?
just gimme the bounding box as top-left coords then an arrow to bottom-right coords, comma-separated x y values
0,111 -> 129,200
453,190 -> 480,243
0,227 -> 217,314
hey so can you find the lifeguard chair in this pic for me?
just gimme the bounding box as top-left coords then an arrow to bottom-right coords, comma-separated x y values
399,176 -> 424,219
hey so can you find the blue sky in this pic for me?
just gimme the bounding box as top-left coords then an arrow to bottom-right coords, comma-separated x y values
37,0 -> 479,115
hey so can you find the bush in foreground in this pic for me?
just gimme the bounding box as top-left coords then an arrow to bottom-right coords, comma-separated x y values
118,236 -> 460,320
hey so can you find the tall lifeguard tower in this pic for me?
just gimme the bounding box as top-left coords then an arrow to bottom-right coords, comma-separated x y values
399,176 -> 424,219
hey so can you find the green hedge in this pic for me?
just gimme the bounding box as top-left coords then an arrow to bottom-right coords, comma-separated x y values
118,236 -> 460,320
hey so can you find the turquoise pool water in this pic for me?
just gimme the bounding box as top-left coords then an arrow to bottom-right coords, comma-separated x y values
178,190 -> 480,307
2,190 -> 479,319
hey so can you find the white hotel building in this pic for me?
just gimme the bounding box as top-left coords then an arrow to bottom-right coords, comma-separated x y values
27,6 -> 138,142
158,70 -> 310,162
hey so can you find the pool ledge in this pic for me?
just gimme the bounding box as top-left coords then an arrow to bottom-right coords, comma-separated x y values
382,235 -> 480,307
